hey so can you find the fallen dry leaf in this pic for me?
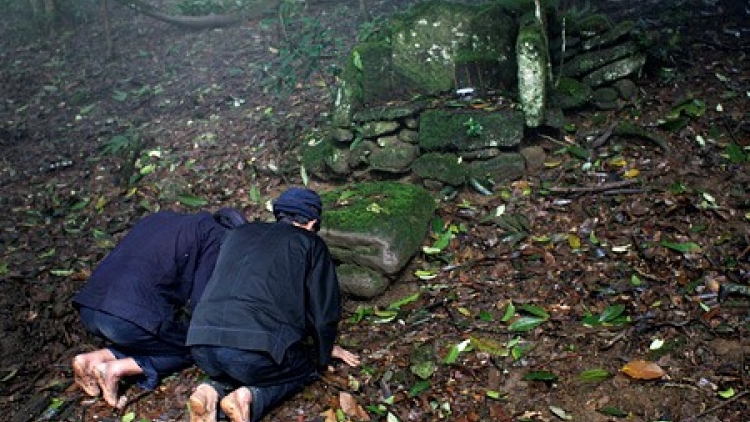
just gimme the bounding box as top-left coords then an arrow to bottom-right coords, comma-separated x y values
620,360 -> 666,380
339,391 -> 371,420
320,408 -> 337,422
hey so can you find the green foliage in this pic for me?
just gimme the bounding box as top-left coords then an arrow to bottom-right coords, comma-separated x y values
523,370 -> 557,382
102,132 -> 143,157
660,240 -> 701,254
482,211 -> 531,247
577,368 -> 611,383
598,406 -> 628,418
443,339 -> 470,365
422,220 -> 456,255
357,16 -> 388,42
725,143 -> 749,163
349,292 -> 420,324
659,98 -> 706,131
582,304 -> 630,327
177,194 -> 209,208
463,117 -> 483,137
256,0 -> 344,97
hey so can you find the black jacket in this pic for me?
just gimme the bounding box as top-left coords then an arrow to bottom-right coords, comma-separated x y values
73,208 -> 247,345
73,210 -> 245,342
186,222 -> 341,368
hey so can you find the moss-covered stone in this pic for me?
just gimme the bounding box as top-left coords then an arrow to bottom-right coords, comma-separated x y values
300,137 -> 337,179
572,13 -> 612,37
516,12 -> 548,127
468,153 -> 527,183
419,109 -> 524,152
398,128 -> 420,144
453,3 -> 517,89
300,136 -> 355,178
544,107 -> 566,129
325,147 -> 353,175
336,263 -> 390,299
367,136 -> 420,173
561,41 -> 639,78
591,87 -> 619,110
359,121 -> 400,139
411,152 -> 468,186
343,40 -> 394,105
341,1 -> 519,103
582,53 -> 646,87
320,181 -> 436,275
550,76 -> 591,109
389,2 -> 479,94
330,80 -> 358,129
353,103 -> 425,123
582,20 -> 635,50
614,121 -> 670,151
613,78 -> 637,101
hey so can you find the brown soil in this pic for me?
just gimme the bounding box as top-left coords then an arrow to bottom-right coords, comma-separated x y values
1,1 -> 748,421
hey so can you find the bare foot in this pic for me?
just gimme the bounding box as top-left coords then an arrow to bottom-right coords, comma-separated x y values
189,383 -> 219,422
93,357 -> 144,409
220,387 -> 252,422
93,362 -> 120,408
72,354 -> 100,396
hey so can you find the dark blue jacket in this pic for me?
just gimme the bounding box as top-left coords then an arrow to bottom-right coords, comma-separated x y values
73,210 -> 244,341
187,221 -> 341,369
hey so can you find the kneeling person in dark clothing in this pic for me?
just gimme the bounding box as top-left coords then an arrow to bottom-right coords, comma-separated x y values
187,187 -> 359,422
71,208 -> 247,408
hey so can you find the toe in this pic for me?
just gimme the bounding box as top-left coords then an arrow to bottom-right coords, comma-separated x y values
220,388 -> 252,422
93,363 -> 119,407
189,384 -> 218,422
72,356 -> 100,397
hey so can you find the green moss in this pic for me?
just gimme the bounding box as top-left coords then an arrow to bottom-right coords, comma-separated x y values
516,15 -> 548,127
561,41 -> 639,78
389,2 -> 480,94
419,110 -> 471,152
419,109 -> 524,152
321,181 -> 436,236
551,76 -> 591,109
300,137 -> 335,175
342,40 -> 393,104
411,152 -> 468,186
573,13 -> 612,36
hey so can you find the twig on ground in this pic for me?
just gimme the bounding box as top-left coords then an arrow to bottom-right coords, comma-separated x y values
680,390 -> 749,422
599,327 -> 632,350
548,179 -> 639,195
602,188 -> 644,196
590,122 -> 617,149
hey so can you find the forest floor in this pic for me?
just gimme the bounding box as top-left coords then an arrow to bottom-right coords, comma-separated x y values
1,1 -> 749,421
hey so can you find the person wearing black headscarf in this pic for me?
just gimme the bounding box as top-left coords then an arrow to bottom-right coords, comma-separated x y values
187,187 -> 359,422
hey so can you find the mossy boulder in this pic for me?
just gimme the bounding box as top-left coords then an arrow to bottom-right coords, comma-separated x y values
366,136 -> 420,173
342,1 -> 517,106
300,137 -> 350,179
516,12 -> 548,128
419,109 -> 525,152
561,41 -> 640,78
468,153 -> 527,183
411,152 -> 468,187
582,53 -> 647,88
550,77 -> 591,109
336,263 -> 390,298
320,181 -> 436,281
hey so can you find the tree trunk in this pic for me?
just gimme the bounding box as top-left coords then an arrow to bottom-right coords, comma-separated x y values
112,0 -> 278,30
102,0 -> 114,59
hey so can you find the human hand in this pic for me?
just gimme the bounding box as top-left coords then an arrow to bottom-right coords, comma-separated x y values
331,345 -> 360,367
